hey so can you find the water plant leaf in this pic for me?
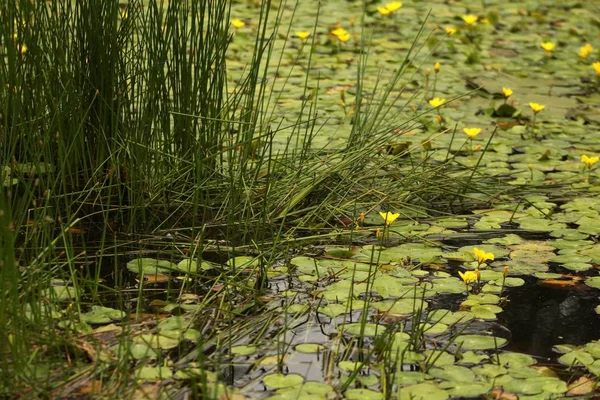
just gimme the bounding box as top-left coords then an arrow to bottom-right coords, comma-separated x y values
129,343 -> 159,360
458,351 -> 489,365
127,258 -> 175,274
497,352 -> 536,368
427,309 -> 474,325
428,365 -> 475,382
454,335 -> 507,350
398,383 -> 449,400
557,350 -> 594,367
395,372 -> 429,386
263,373 -> 304,389
376,243 -> 444,264
231,345 -> 257,356
371,299 -> 428,315
135,366 -> 172,381
134,334 -> 180,350
470,306 -> 499,320
295,343 -> 324,354
344,388 -> 383,400
585,277 -> 600,289
341,323 -> 384,337
227,256 -> 258,270
42,285 -> 77,301
176,258 -> 213,273
439,381 -> 491,397
338,361 -> 363,372
424,350 -> 454,367
472,364 -> 507,378
80,306 -> 126,324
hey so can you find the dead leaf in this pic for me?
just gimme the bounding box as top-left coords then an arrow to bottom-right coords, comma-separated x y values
568,376 -> 596,396
491,387 -> 518,400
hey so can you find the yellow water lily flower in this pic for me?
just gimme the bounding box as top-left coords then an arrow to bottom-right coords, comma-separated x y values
593,62 -> 600,76
473,247 -> 494,264
18,44 -> 27,55
529,102 -> 545,113
231,19 -> 245,28
429,97 -> 446,108
463,127 -> 481,139
386,2 -> 403,11
462,14 -> 478,26
377,6 -> 391,15
579,43 -> 594,58
296,31 -> 310,40
540,42 -> 556,52
502,87 -> 513,99
434,62 -> 441,73
458,270 -> 479,284
503,266 -> 509,277
379,211 -> 400,226
581,155 -> 599,168
445,27 -> 457,35
331,27 -> 351,43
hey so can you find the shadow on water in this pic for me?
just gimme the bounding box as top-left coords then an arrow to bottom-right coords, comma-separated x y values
500,279 -> 600,361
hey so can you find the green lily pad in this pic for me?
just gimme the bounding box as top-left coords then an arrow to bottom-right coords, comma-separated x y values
585,277 -> 600,289
398,383 -> 449,400
439,381 -> 491,397
344,388 -> 383,400
176,258 -> 213,273
263,373 -> 304,389
558,350 -> 594,367
231,345 -> 257,356
428,365 -> 475,383
498,352 -> 536,368
454,335 -> 507,350
127,258 -> 175,274
371,299 -> 428,315
80,306 -> 126,324
341,323 -> 384,337
295,343 -> 325,353
458,351 -> 489,365
136,366 -> 172,381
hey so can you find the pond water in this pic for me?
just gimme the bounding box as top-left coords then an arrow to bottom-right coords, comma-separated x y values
32,0 -> 600,398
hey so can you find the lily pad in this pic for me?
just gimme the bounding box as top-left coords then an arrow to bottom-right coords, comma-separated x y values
453,334 -> 507,350
263,373 -> 304,389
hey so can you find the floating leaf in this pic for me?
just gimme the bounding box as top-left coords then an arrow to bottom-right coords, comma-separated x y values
127,258 -> 175,275
454,335 -> 507,350
263,373 -> 304,389
398,383 -> 449,400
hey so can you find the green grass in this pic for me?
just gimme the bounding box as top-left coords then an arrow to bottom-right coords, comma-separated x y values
0,0 -> 503,397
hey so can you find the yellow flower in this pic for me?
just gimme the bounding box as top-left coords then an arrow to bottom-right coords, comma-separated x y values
593,61 -> 600,76
529,102 -> 545,113
385,1 -> 403,12
18,44 -> 27,55
462,14 -> 478,26
434,62 -> 441,73
503,266 -> 509,277
458,270 -> 479,284
579,43 -> 594,58
473,248 -> 494,264
540,42 -> 556,52
331,27 -> 351,43
581,155 -> 599,168
377,6 -> 391,15
502,87 -> 513,99
379,211 -> 400,226
463,127 -> 481,139
296,31 -> 310,40
445,27 -> 457,35
231,19 -> 245,28
429,97 -> 446,108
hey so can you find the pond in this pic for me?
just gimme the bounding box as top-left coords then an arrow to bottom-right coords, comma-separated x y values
5,0 -> 600,398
